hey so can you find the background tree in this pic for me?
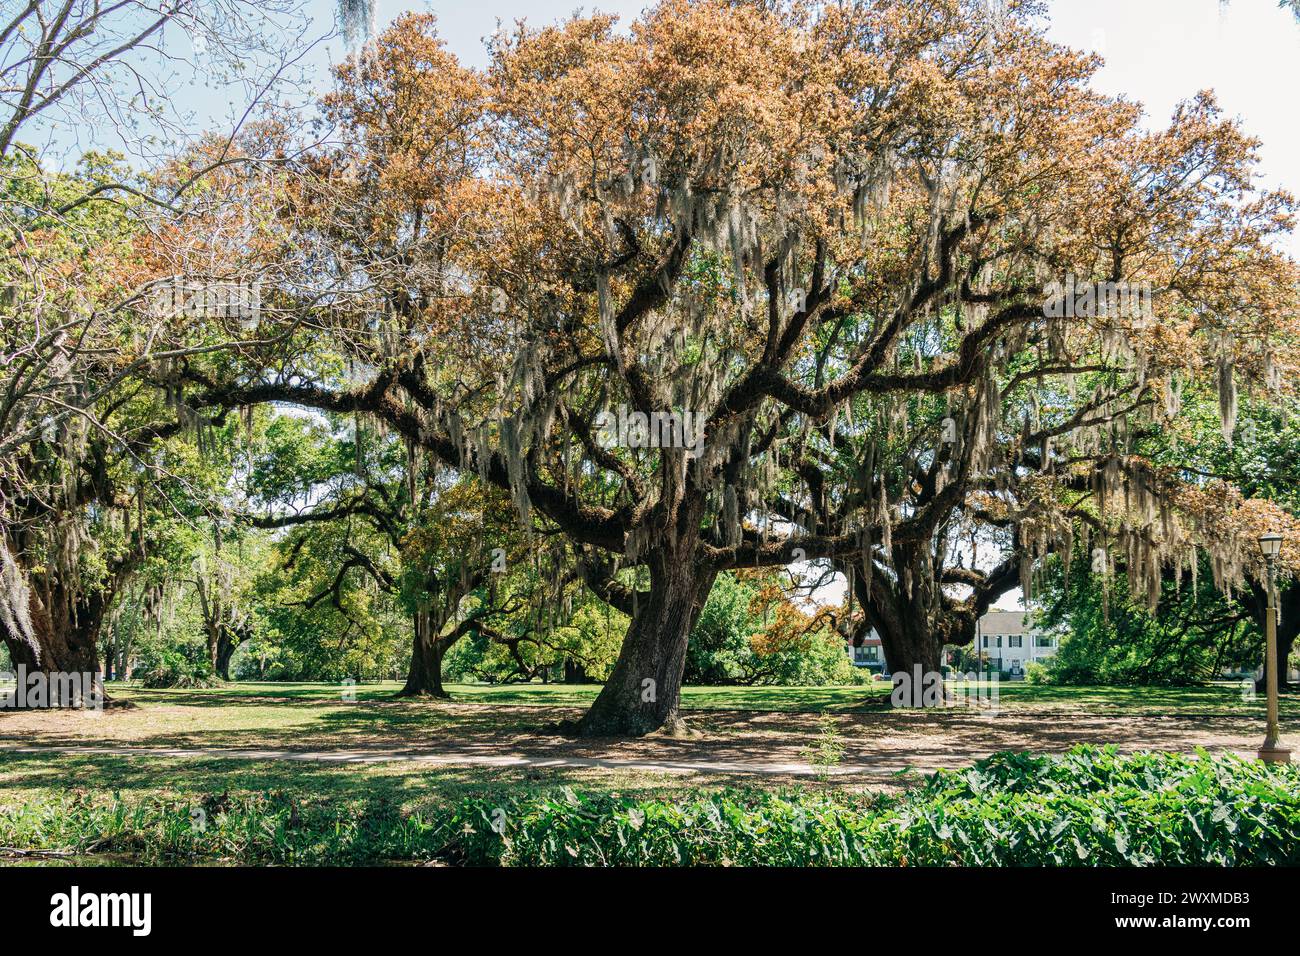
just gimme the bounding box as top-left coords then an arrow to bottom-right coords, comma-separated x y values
0,1 -> 316,701
686,570 -> 859,686
1034,552 -> 1257,685
1118,384 -> 1300,688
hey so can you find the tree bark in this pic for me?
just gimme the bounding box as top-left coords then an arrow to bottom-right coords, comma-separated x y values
847,544 -> 1018,696
853,550 -> 946,683
1,583 -> 111,706
214,631 -> 238,681
575,543 -> 717,737
563,658 -> 589,683
1274,583 -> 1298,691
398,632 -> 447,698
197,581 -> 243,681
397,610 -> 449,698
869,592 -> 944,680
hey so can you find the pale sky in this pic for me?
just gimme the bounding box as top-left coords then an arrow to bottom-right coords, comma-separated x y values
1044,0 -> 1300,259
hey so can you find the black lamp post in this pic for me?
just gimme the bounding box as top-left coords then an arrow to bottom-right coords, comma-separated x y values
1257,532 -> 1291,763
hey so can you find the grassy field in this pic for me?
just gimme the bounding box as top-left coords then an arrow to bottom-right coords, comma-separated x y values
101,678 -> 1300,722
0,678 -> 1292,754
98,677 -> 1300,712
2,679 -> 1295,864
0,678 -> 1292,788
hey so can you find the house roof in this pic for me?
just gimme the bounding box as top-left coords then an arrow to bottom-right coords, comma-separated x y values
978,610 -> 1031,636
843,628 -> 882,647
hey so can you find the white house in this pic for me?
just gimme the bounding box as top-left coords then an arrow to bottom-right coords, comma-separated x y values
847,630 -> 885,670
967,610 -> 1057,676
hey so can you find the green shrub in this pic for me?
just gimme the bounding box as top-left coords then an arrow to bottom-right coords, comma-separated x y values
138,651 -> 221,689
1024,661 -> 1050,684
895,747 -> 1300,865
4,748 -> 1296,866
441,787 -> 882,866
444,747 -> 1300,867
0,790 -> 449,866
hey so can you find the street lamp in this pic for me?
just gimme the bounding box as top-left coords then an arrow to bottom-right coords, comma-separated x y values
1256,532 -> 1291,763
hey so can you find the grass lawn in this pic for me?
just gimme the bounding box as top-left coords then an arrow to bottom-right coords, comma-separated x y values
89,677 -> 1300,714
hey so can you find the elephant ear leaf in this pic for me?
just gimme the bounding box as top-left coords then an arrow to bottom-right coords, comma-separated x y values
1211,803 -> 1235,832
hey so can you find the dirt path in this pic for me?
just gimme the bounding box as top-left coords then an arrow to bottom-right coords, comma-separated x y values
0,742 -> 902,778
1,707 -> 1279,781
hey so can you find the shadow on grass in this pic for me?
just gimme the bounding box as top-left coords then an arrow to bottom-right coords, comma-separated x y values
0,751 -> 811,807
0,752 -> 538,797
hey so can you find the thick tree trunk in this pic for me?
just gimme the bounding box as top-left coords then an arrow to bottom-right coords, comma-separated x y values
563,658 -> 589,683
397,613 -> 449,698
873,608 -> 943,680
1280,629 -> 1297,691
1274,583 -> 1298,691
575,547 -> 717,738
1,585 -> 111,707
204,621 -> 221,676
856,560 -> 945,682
215,633 -> 237,681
